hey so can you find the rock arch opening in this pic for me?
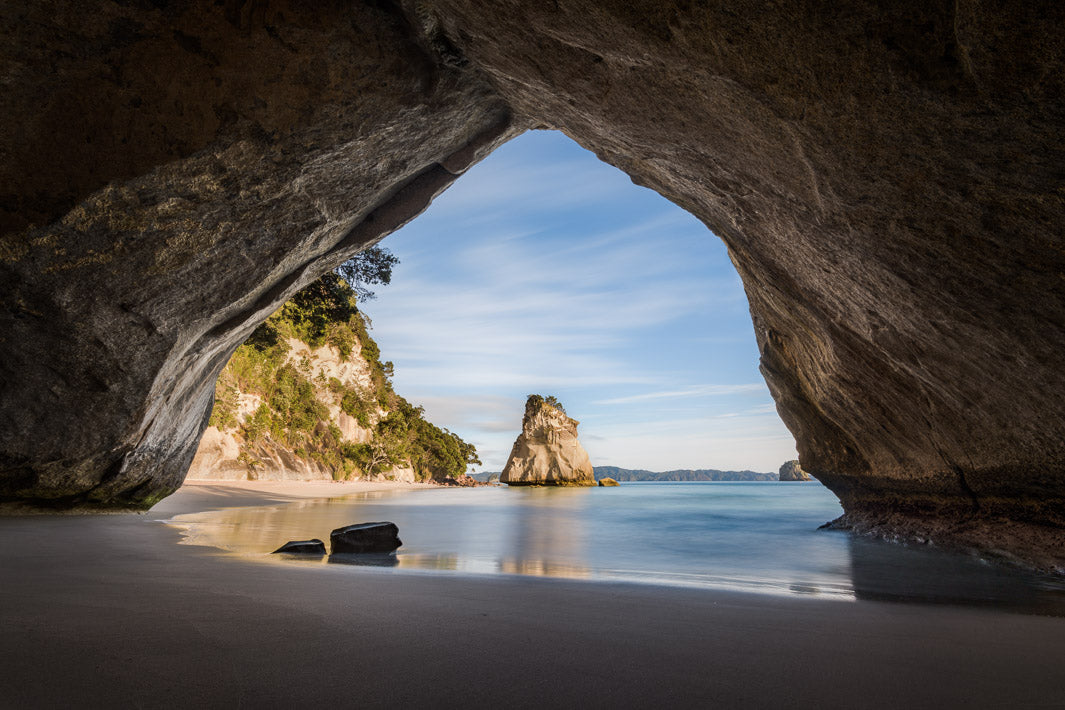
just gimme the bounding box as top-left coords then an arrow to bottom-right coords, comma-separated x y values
363,129 -> 797,475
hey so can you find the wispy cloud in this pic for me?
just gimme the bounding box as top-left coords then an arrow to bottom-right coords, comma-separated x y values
368,130 -> 797,471
592,384 -> 766,405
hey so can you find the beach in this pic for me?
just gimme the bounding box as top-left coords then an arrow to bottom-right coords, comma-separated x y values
2,480 -> 1063,709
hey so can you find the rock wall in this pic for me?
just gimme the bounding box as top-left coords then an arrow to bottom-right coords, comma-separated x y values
501,397 -> 595,486
185,336 -> 413,483
1,1 -> 1064,563
0,0 -> 514,507
422,0 -> 1065,565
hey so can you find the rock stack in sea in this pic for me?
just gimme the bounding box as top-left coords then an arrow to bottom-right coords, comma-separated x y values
779,460 -> 813,481
501,395 -> 595,486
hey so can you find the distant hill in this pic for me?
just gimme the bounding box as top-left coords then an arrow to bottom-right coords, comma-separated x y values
470,467 -> 777,483
593,466 -> 777,482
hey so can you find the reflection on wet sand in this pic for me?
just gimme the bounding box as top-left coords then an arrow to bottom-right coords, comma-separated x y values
169,486 -> 596,580
502,487 -> 590,579
499,558 -> 589,579
165,483 -> 1065,612
328,553 -> 399,568
845,536 -> 1065,614
169,490 -> 404,554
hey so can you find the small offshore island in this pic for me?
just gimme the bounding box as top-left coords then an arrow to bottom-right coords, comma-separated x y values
500,395 -> 596,486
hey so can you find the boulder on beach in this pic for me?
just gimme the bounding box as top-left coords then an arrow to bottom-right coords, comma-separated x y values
779,460 -> 813,482
598,478 -> 620,487
330,522 -> 402,554
501,395 -> 595,486
272,539 -> 327,555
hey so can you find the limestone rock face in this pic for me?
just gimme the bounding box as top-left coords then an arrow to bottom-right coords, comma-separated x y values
779,461 -> 812,482
2,1 -> 1065,564
184,336 -> 395,483
501,397 -> 595,487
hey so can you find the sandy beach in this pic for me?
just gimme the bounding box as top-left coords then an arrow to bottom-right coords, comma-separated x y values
2,481 -> 1063,709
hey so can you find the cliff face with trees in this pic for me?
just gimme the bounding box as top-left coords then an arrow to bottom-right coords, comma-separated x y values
189,267 -> 479,483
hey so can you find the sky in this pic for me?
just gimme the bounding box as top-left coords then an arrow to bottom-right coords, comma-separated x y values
362,130 -> 798,473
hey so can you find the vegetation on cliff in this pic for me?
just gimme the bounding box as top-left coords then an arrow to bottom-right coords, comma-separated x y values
207,250 -> 479,481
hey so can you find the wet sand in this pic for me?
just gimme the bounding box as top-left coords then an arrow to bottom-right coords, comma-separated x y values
1,481 -> 1063,708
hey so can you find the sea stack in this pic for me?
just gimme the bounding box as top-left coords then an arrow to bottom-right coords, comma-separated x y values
779,460 -> 813,482
501,395 -> 595,486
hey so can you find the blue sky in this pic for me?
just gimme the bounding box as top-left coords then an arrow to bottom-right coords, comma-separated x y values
363,130 -> 797,473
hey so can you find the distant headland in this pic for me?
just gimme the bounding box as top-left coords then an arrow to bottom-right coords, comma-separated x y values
472,466 -> 779,483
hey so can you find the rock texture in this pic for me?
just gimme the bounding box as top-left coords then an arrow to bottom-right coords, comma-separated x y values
185,336 -> 411,483
779,461 -> 813,482
0,0 -> 514,508
330,522 -> 402,555
501,396 -> 595,487
598,478 -> 620,487
272,539 -> 326,556
2,1 -> 1064,564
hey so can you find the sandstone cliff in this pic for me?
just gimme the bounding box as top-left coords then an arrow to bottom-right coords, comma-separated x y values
501,396 -> 594,486
778,460 -> 812,482
187,335 -> 411,483
187,275 -> 476,483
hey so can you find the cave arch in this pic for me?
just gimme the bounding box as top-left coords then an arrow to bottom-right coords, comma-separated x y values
1,1 -> 1063,564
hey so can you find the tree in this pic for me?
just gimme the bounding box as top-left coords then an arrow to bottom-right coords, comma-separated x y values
336,246 -> 400,302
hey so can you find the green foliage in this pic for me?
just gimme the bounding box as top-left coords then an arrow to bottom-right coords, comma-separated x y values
210,261 -> 479,483
373,396 -> 482,480
326,322 -> 357,360
336,246 -> 400,302
208,382 -> 239,429
269,364 -> 329,434
243,404 -> 272,442
280,274 -> 359,349
527,393 -> 566,415
340,387 -> 374,428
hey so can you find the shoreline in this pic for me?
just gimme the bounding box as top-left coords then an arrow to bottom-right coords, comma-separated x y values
3,481 -> 1065,707
154,478 -> 437,517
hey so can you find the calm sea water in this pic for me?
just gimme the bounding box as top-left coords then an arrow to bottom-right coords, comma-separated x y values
168,482 -> 1065,612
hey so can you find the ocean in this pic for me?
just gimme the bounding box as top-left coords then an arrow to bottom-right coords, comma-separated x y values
169,481 -> 1065,612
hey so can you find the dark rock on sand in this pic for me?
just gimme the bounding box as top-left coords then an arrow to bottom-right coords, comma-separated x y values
598,478 -> 620,487
779,461 -> 812,482
272,539 -> 326,555
330,523 -> 402,555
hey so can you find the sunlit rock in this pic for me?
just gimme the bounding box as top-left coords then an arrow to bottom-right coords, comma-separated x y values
779,461 -> 812,482
501,396 -> 595,487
